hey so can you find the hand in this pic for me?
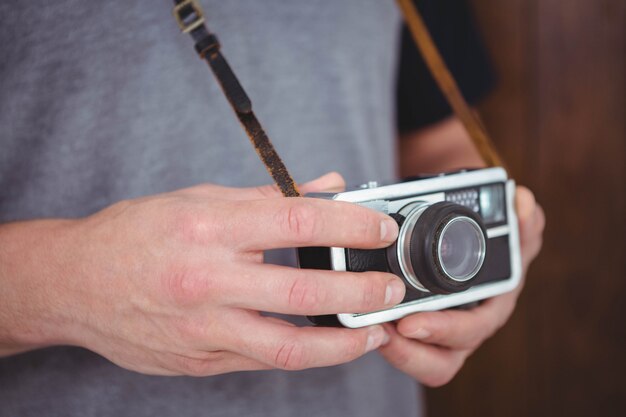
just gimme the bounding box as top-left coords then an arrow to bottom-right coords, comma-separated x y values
378,186 -> 545,386
0,172 -> 406,375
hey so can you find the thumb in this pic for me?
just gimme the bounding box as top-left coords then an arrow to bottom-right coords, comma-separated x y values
245,171 -> 346,199
299,172 -> 346,194
181,172 -> 346,200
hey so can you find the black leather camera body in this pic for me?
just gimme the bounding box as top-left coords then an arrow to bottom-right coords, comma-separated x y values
298,167 -> 522,327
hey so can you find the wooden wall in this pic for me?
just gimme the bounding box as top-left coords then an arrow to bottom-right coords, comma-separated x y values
425,1 -> 626,416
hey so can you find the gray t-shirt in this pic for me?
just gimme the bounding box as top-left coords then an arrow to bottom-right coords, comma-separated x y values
0,1 -> 422,416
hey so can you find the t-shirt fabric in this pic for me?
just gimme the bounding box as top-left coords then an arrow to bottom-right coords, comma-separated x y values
0,1 -> 492,416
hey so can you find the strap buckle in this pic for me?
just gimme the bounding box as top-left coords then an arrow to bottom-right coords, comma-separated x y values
173,0 -> 205,33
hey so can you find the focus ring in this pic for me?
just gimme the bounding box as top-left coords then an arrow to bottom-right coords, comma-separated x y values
409,202 -> 487,294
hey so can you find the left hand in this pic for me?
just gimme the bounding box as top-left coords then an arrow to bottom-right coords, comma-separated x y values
378,186 -> 545,387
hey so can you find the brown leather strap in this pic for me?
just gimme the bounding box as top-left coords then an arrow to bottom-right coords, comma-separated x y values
174,0 -> 300,197
396,0 -> 504,168
174,0 -> 505,198
236,112 -> 300,197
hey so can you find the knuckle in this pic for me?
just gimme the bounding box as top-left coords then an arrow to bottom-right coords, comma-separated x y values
174,210 -> 206,243
162,265 -> 215,306
173,207 -> 215,245
365,214 -> 382,242
273,339 -> 308,371
352,209 -> 379,243
287,276 -> 324,312
280,203 -> 319,244
359,279 -> 380,310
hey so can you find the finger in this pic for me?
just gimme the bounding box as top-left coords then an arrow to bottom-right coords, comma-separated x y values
225,197 -> 399,250
378,323 -> 467,387
520,207 -> 545,271
517,187 -> 545,240
516,187 -> 545,269
515,185 -> 537,224
225,311 -> 390,371
181,172 -> 346,200
223,264 -> 405,315
523,204 -> 545,245
395,293 -> 517,350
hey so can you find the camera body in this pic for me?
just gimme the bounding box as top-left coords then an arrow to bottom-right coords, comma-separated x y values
298,167 -> 522,328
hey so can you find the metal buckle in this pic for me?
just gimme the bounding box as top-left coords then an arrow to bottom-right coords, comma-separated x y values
173,0 -> 205,33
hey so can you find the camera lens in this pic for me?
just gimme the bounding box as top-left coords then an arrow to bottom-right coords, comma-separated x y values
386,201 -> 487,294
437,217 -> 485,282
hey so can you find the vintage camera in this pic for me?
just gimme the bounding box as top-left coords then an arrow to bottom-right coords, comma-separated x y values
298,167 -> 522,328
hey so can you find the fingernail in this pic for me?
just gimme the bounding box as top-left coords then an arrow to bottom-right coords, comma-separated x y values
385,279 -> 406,305
409,328 -> 431,340
380,218 -> 399,242
365,326 -> 386,352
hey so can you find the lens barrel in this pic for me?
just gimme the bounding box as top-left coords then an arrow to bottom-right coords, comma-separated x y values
387,201 -> 487,294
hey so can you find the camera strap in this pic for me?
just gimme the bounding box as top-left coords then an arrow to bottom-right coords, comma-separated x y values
172,0 -> 300,197
172,0 -> 503,197
395,0 -> 503,168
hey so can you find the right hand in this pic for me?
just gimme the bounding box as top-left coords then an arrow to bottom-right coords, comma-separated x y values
3,173 -> 405,375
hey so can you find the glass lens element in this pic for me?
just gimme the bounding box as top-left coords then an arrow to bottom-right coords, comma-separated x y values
438,217 -> 485,281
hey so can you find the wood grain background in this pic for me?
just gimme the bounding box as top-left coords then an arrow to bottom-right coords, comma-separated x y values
425,1 -> 626,416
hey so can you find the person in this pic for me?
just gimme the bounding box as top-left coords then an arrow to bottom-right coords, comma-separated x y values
0,1 -> 544,416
